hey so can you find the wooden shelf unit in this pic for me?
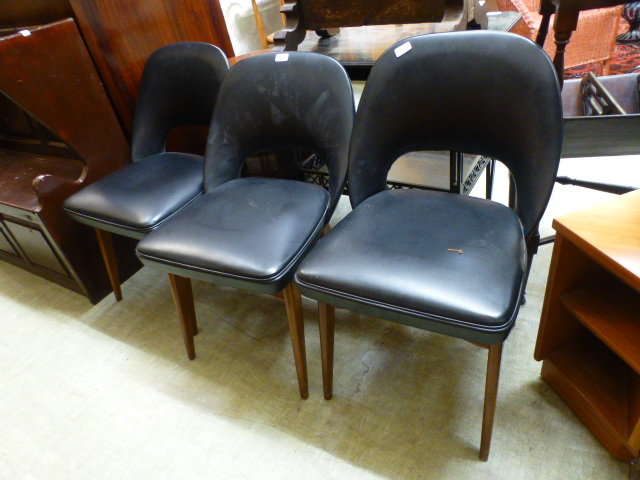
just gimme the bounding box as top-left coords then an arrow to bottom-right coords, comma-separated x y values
535,190 -> 640,462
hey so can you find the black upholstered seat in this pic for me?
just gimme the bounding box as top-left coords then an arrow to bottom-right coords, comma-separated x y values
65,153 -> 205,237
295,31 -> 563,459
64,42 -> 229,311
300,189 -> 526,344
137,177 -> 329,293
136,52 -> 355,397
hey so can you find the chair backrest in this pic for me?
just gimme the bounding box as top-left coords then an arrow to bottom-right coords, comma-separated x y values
131,42 -> 230,161
348,31 -> 563,239
203,52 -> 355,217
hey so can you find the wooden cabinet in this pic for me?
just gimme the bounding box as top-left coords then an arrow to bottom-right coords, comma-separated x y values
535,190 -> 640,462
0,19 -> 132,302
0,1 -> 235,302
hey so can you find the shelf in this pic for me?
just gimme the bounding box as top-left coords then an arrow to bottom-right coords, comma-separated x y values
561,283 -> 640,375
544,335 -> 635,461
0,148 -> 83,211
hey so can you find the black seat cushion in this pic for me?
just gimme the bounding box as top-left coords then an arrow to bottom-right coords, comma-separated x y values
63,153 -> 204,238
296,189 -> 527,344
137,177 -> 329,294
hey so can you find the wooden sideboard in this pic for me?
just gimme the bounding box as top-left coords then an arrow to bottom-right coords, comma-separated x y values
0,19 -> 132,303
534,190 -> 640,462
0,1 -> 235,302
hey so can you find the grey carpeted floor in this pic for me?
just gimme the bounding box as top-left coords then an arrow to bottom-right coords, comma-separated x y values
0,155 -> 637,479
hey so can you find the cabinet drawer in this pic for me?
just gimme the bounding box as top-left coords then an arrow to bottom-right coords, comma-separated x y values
5,221 -> 67,276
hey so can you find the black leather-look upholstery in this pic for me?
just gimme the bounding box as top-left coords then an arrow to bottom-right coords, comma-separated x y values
64,153 -> 204,238
297,189 -> 526,344
64,42 -> 229,237
135,52 -> 354,395
295,30 -> 562,459
296,31 -> 563,345
347,31 -> 562,241
137,177 -> 330,294
203,52 -> 354,217
136,52 -> 354,294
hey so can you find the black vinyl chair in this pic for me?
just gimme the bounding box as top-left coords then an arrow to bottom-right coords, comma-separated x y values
135,52 -> 355,396
64,42 -> 229,358
295,31 -> 563,459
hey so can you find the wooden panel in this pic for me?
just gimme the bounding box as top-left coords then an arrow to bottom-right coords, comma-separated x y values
0,0 -> 73,29
69,0 -> 234,135
5,221 -> 67,276
561,284 -> 640,375
552,189 -> 640,292
534,234 -> 606,361
0,149 -> 83,211
0,18 -> 135,303
628,375 -> 640,452
300,0 -> 446,28
543,337 -> 635,462
0,19 -> 130,183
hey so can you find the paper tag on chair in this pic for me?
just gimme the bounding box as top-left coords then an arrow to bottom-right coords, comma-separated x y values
395,42 -> 412,58
275,53 -> 289,62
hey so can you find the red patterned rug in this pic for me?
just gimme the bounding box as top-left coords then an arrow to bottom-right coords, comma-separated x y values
565,19 -> 640,78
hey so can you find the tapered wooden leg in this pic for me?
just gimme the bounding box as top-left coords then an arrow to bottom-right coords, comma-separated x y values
318,302 -> 335,400
94,228 -> 122,301
168,274 -> 197,360
480,343 -> 504,461
282,283 -> 309,399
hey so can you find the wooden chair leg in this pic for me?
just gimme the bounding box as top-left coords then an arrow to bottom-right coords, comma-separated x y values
94,228 -> 122,301
283,283 -> 309,399
168,274 -> 197,360
479,343 -> 504,461
318,302 -> 335,400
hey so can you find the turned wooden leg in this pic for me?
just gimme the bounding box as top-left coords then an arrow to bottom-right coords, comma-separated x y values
283,283 -> 309,399
168,274 -> 197,360
552,30 -> 573,89
480,343 -> 504,461
318,302 -> 335,400
535,9 -> 553,47
94,228 -> 122,301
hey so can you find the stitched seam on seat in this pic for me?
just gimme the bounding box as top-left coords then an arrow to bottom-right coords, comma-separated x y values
63,191 -> 204,235
296,278 -> 519,332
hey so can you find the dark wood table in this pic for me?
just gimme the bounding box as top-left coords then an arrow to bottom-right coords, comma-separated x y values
297,11 -> 522,79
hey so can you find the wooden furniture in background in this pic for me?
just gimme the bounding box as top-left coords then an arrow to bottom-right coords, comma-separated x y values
0,19 -> 130,302
496,0 -> 622,76
68,0 -> 234,137
0,1 -> 236,301
295,10 -> 519,79
0,0 -> 74,29
272,0 -> 469,51
534,189 -> 640,462
534,0 -> 629,86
